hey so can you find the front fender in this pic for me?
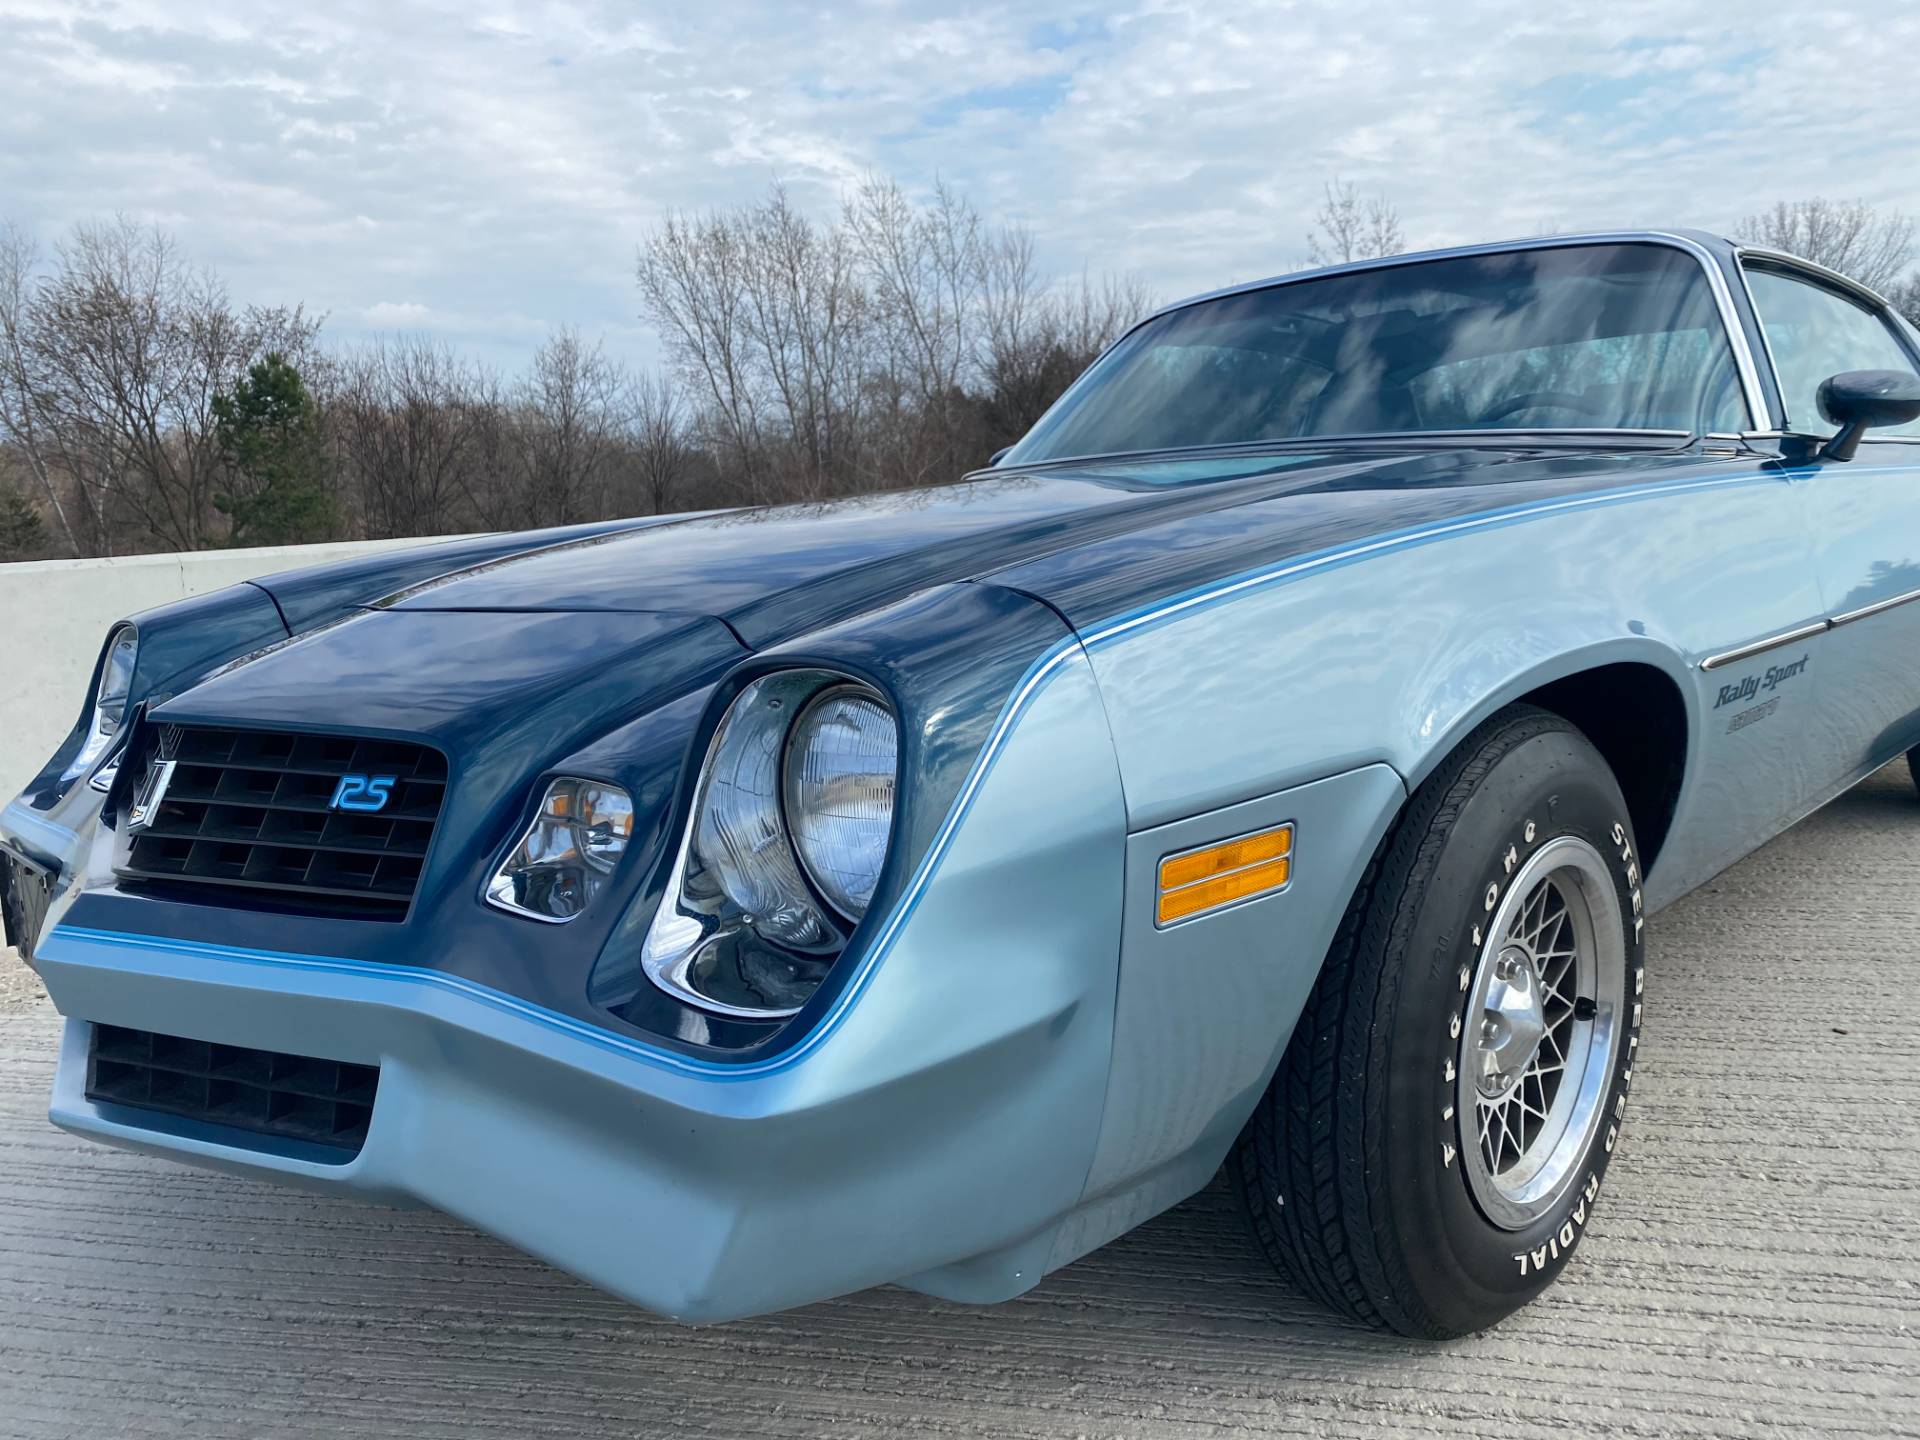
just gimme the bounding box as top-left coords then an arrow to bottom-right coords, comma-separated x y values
5,581 -> 291,878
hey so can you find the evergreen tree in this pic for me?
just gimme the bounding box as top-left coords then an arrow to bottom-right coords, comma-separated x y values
0,482 -> 45,560
212,352 -> 337,547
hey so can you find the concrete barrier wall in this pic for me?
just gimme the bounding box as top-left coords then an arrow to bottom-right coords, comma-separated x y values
0,538 -> 438,799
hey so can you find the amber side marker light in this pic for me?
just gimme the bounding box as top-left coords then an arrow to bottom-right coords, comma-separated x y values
1156,823 -> 1295,926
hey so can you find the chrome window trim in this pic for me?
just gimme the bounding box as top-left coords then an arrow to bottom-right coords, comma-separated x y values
1736,246 -> 1901,311
976,427 -> 1696,479
1730,258 -> 1788,432
1734,248 -> 1920,435
1043,231 -> 1769,454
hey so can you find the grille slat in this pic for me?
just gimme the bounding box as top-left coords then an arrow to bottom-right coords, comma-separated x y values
158,784 -> 443,820
118,724 -> 446,921
86,1023 -> 377,1154
137,818 -> 430,860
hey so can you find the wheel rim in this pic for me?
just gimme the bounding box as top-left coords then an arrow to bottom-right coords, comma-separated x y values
1457,835 -> 1626,1231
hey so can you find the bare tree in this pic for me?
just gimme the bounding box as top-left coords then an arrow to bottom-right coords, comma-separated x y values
511,328 -> 633,525
1306,179 -> 1406,267
1890,274 -> 1920,331
0,223 -> 78,553
846,175 -> 988,486
2,173 -> 1162,560
626,370 -> 691,515
1738,198 -> 1916,291
637,210 -> 767,488
639,190 -> 876,503
979,266 -> 1155,443
15,217 -> 315,553
636,174 -> 1155,497
738,185 -> 870,497
325,336 -> 493,539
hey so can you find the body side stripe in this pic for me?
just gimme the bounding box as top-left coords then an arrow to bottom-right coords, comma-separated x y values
1077,462 -> 1883,650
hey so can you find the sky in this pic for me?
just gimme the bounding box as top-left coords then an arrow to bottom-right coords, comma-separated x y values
3,0 -> 1917,373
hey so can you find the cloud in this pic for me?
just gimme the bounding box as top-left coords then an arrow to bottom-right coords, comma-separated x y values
1,0 -> 1916,374
361,301 -> 435,327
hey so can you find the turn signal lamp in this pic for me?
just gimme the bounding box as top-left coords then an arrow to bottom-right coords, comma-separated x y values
1156,823 -> 1294,926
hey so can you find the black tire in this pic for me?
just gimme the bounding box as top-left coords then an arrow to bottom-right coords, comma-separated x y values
1230,704 -> 1646,1338
1908,745 -> 1920,798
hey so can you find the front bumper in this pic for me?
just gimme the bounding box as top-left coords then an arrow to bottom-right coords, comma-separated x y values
36,916 -> 1110,1322
25,645 -> 1134,1322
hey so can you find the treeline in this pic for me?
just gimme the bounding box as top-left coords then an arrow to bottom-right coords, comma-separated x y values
0,178 -> 1153,561
637,177 -> 1154,505
6,185 -> 1920,565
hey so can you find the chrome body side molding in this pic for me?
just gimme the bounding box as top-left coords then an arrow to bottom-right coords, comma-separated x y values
1700,582 -> 1920,671
1699,621 -> 1830,671
1830,583 -> 1920,629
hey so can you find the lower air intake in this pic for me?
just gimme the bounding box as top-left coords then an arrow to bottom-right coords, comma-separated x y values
85,1023 -> 378,1155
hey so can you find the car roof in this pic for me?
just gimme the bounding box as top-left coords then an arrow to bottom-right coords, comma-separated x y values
1145,227 -> 1742,325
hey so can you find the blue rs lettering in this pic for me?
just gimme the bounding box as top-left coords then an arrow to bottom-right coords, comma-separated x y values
330,774 -> 397,812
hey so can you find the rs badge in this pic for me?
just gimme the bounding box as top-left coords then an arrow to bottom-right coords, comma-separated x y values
330,774 -> 397,812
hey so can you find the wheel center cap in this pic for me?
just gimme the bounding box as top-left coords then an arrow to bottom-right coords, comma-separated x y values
1475,945 -> 1546,1097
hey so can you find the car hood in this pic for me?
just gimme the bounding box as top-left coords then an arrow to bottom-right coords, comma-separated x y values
366,451 -> 1418,647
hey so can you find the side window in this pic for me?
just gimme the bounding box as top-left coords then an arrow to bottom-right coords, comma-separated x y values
1746,267 -> 1920,438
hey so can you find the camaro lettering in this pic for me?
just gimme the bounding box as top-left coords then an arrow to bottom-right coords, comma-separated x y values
330,774 -> 397,812
1726,696 -> 1781,734
1714,653 -> 1809,709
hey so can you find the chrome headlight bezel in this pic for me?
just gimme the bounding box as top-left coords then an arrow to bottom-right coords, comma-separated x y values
61,624 -> 139,785
641,669 -> 899,1020
485,776 -> 635,923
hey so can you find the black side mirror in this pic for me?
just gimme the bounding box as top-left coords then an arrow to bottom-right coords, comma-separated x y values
1817,369 -> 1920,461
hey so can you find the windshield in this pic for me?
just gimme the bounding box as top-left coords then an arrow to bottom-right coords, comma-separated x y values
1006,243 -> 1748,465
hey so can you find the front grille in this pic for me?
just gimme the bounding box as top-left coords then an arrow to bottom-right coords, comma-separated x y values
118,724 -> 447,920
86,1023 -> 378,1155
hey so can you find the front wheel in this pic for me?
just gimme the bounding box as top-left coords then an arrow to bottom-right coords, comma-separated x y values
1230,705 -> 1645,1337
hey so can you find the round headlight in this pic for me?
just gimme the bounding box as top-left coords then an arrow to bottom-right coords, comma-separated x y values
96,626 -> 138,737
63,625 -> 138,782
783,687 -> 897,919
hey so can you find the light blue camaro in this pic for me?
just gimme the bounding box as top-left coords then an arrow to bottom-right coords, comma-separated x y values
6,230 -> 1920,1336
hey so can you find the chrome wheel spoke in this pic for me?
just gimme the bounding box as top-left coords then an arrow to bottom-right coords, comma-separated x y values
1540,1024 -> 1566,1066
1540,904 -> 1570,958
1457,843 -> 1626,1230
